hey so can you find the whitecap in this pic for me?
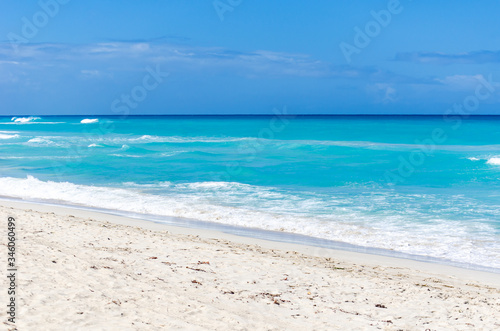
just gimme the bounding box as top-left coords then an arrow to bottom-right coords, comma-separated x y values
11,116 -> 41,123
487,157 -> 500,165
0,134 -> 19,140
26,137 -> 56,146
81,119 -> 99,124
0,176 -> 498,269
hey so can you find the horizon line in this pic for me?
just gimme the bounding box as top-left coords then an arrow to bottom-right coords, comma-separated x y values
2,114 -> 500,117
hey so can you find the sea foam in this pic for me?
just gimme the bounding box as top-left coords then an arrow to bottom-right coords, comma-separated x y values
81,119 -> 99,124
0,134 -> 19,139
11,116 -> 41,123
0,175 -> 499,270
26,138 -> 57,146
487,157 -> 500,165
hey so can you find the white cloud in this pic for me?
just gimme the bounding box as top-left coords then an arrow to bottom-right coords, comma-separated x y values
436,74 -> 485,90
0,41 -> 388,80
81,69 -> 100,76
368,83 -> 397,103
0,60 -> 20,65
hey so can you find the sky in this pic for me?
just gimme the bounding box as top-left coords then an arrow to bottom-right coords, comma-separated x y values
1,0 -> 500,115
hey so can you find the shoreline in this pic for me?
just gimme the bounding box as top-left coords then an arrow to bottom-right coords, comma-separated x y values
2,198 -> 499,286
2,199 -> 500,329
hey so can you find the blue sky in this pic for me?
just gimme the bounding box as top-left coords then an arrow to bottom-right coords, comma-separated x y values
1,0 -> 500,115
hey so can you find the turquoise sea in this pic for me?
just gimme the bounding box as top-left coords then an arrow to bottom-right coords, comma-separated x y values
1,115 -> 500,271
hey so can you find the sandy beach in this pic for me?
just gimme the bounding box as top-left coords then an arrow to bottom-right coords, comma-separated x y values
1,199 -> 499,330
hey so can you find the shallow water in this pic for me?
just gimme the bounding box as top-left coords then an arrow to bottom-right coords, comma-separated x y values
1,115 -> 499,269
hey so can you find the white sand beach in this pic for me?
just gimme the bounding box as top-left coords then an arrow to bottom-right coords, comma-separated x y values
1,199 -> 499,330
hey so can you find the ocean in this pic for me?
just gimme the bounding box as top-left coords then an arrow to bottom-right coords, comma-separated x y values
1,115 -> 500,271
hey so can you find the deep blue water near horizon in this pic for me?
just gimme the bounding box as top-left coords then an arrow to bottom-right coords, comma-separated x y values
1,115 -> 500,270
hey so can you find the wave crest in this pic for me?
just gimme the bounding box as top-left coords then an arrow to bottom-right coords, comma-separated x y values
26,138 -> 56,146
0,133 -> 19,140
487,157 -> 500,165
11,116 -> 41,123
81,119 -> 99,124
0,176 -> 498,269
